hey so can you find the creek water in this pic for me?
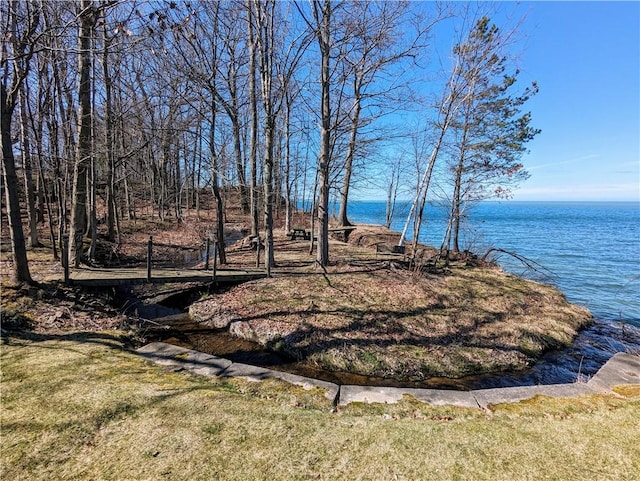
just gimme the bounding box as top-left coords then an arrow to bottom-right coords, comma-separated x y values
138,295 -> 640,391
138,201 -> 640,390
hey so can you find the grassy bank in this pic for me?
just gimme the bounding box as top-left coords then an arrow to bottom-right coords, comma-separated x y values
191,227 -> 592,380
2,333 -> 639,480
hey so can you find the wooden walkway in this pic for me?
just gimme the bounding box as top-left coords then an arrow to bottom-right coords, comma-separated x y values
67,267 -> 267,287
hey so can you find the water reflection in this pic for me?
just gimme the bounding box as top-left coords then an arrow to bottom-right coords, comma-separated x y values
465,319 -> 640,389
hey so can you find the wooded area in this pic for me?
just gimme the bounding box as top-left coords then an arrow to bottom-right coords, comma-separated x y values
1,0 -> 538,283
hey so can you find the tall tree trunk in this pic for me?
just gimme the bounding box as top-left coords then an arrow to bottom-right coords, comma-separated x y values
102,22 -> 117,241
87,48 -> 99,261
210,96 -> 226,264
439,215 -> 453,265
211,149 -> 226,265
448,94 -> 476,254
1,84 -> 32,283
88,153 -> 98,260
337,83 -> 362,227
247,0 -> 259,237
255,0 -> 278,272
263,118 -> 276,274
18,85 -> 39,247
174,134 -> 183,223
315,0 -> 332,266
50,48 -> 74,258
69,0 -> 96,267
283,98 -> 293,234
273,131 -> 282,219
0,0 -> 40,283
308,168 -> 319,255
195,122 -> 202,218
231,114 -> 249,214
385,161 -> 400,229
36,172 -> 45,223
450,145 -> 466,253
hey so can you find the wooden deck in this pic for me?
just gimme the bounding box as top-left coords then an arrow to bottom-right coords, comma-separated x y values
67,267 -> 267,287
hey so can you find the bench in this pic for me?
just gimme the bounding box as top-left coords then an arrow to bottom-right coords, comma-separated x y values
287,228 -> 310,241
328,225 -> 357,242
375,243 -> 406,256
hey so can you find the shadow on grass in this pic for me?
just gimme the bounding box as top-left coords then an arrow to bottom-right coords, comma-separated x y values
0,328 -> 137,353
1,327 -> 247,405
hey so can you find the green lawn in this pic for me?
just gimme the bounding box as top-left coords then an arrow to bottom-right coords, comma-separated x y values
2,331 -> 639,481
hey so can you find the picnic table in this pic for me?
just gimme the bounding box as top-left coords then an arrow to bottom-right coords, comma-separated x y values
288,228 -> 311,241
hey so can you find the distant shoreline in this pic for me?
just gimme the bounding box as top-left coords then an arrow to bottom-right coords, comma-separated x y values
345,199 -> 640,205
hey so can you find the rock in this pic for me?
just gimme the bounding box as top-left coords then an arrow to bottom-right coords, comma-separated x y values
229,319 -> 299,347
189,298 -> 237,328
229,320 -> 262,343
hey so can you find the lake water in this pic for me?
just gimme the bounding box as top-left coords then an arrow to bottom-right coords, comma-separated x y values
344,200 -> 640,328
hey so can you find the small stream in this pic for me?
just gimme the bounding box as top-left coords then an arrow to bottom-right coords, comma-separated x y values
125,286 -> 640,391
465,319 -> 640,389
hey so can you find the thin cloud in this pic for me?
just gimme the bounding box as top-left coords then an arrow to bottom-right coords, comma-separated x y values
527,154 -> 600,171
514,183 -> 639,201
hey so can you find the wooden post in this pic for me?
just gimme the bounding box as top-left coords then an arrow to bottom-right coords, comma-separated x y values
212,241 -> 218,286
63,235 -> 70,286
204,237 -> 211,270
147,235 -> 153,281
256,236 -> 261,268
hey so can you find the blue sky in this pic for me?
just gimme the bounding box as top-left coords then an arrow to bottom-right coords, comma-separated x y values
497,1 -> 639,201
357,1 -> 639,202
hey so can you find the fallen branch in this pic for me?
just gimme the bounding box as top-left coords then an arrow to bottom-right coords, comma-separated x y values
481,247 -> 555,280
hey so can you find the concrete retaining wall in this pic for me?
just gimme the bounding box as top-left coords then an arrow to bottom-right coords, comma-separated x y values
137,342 -> 640,408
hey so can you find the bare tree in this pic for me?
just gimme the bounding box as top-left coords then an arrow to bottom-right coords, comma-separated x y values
41,3 -> 77,258
69,0 -> 98,267
99,11 -> 117,241
397,67 -> 462,249
218,3 -> 250,215
309,0 -> 333,266
255,0 -> 278,273
246,0 -> 260,237
148,0 -> 230,262
0,0 -> 40,283
277,16 -> 310,236
335,1 -> 434,227
206,4 -> 227,265
18,80 -> 39,247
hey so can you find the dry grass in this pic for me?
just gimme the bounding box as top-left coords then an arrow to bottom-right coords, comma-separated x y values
0,279 -> 125,333
192,233 -> 592,380
2,334 -> 639,481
